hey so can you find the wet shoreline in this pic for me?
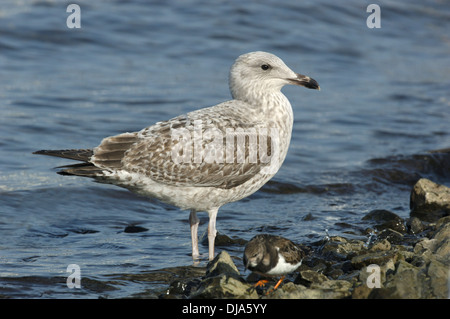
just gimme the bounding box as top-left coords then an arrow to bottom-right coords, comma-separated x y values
4,178 -> 440,299
158,178 -> 450,299
1,154 -> 449,299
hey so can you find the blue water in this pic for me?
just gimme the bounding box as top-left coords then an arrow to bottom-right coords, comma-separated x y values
0,0 -> 449,298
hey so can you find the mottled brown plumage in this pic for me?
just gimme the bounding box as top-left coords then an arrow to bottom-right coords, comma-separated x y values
244,234 -> 306,292
244,234 -> 305,276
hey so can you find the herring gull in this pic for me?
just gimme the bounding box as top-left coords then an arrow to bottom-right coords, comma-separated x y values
33,51 -> 319,261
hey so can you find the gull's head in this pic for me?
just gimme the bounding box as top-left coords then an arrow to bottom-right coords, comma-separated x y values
229,51 -> 319,102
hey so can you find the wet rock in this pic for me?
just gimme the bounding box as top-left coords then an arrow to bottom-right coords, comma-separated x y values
174,205 -> 450,299
427,259 -> 448,298
363,209 -> 401,222
352,284 -> 373,299
266,282 -> 319,299
295,270 -> 328,287
436,215 -> 450,231
205,250 -> 240,278
213,232 -> 247,246
376,228 -> 404,245
191,274 -> 257,299
414,217 -> 450,265
190,251 -> 257,299
320,236 -> 365,259
410,178 -> 450,222
267,281 -> 351,299
302,213 -> 315,221
310,279 -> 352,297
165,279 -> 197,297
123,225 -> 148,233
351,250 -> 399,269
358,259 -> 395,288
326,260 -> 353,280
369,238 -> 391,251
368,216 -> 450,298
369,260 -> 427,299
362,209 -> 406,233
124,266 -> 206,298
331,260 -> 353,274
406,217 -> 426,234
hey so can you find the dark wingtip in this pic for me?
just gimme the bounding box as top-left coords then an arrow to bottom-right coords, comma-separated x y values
32,149 -> 94,161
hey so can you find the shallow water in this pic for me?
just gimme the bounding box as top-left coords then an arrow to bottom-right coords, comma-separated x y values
0,0 -> 449,298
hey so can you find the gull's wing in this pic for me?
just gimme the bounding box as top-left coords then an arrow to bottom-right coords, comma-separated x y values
92,101 -> 274,189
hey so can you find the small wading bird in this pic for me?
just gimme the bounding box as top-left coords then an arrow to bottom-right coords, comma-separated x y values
243,234 -> 306,293
34,51 -> 319,261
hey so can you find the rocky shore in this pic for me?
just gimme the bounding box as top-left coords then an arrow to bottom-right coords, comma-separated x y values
160,178 -> 449,299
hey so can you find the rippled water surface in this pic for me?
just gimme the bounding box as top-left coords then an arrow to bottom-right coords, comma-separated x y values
0,0 -> 449,298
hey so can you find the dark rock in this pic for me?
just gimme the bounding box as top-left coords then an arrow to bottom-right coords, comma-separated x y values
436,215 -> 450,230
406,217 -> 426,234
302,213 -> 315,221
363,209 -> 402,222
351,250 -> 399,269
367,216 -> 450,298
323,259 -> 354,280
310,280 -> 352,296
164,278 -> 202,298
414,218 -> 450,265
362,209 -> 406,233
410,178 -> 450,222
369,260 -> 426,299
320,236 -> 365,259
163,206 -> 450,299
358,259 -> 395,289
352,284 -> 372,299
332,260 -> 354,274
124,225 -> 148,233
327,268 -> 344,279
308,260 -> 328,274
377,228 -> 404,245
191,273 -> 257,299
166,280 -> 188,295
205,250 -> 240,278
267,281 -> 352,299
295,270 -> 328,287
213,232 -> 247,246
191,251 -> 257,299
369,239 -> 391,251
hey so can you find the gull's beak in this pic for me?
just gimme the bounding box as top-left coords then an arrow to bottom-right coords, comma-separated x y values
288,73 -> 320,90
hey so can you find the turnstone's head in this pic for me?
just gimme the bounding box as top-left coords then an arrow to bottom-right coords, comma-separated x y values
243,236 -> 267,270
243,234 -> 306,276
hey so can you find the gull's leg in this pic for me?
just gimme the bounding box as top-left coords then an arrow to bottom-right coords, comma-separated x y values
189,210 -> 200,259
207,207 -> 219,261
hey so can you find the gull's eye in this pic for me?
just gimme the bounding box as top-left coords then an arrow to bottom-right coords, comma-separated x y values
261,64 -> 270,71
